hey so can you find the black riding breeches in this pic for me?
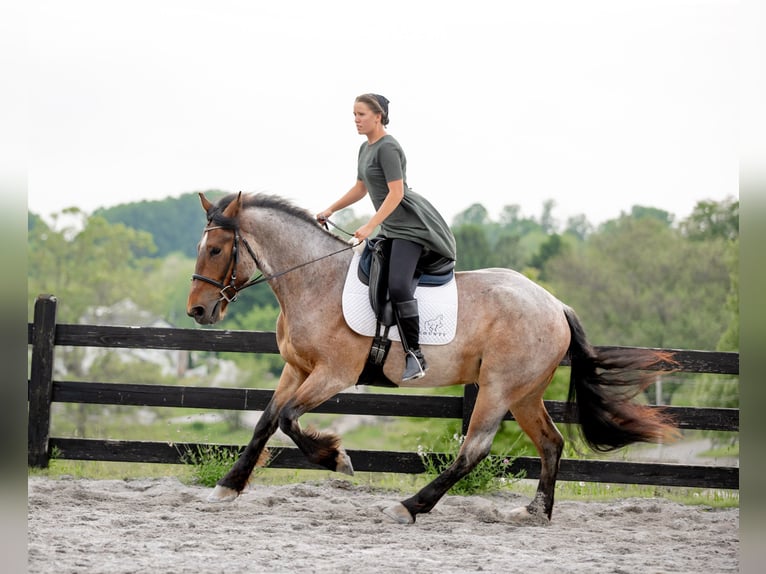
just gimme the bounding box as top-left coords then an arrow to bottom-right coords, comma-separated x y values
386,238 -> 424,304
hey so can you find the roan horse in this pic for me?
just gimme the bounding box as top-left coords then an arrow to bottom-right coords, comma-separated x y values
186,191 -> 678,524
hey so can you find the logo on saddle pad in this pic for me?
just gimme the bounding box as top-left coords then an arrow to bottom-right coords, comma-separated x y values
342,252 -> 458,345
422,314 -> 448,339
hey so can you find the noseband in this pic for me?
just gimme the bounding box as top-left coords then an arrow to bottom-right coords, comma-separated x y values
192,222 -> 355,304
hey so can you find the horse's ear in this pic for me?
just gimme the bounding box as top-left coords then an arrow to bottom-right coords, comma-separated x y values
199,192 -> 213,213
222,191 -> 243,219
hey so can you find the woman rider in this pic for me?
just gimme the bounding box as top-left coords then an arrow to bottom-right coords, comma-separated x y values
317,93 -> 456,381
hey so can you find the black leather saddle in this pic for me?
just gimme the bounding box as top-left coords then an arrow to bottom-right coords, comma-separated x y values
357,237 -> 455,327
354,237 -> 455,387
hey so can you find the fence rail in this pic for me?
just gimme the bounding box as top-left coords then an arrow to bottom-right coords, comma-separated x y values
28,295 -> 739,490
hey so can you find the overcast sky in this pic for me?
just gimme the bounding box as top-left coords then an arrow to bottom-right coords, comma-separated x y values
26,0 -> 737,228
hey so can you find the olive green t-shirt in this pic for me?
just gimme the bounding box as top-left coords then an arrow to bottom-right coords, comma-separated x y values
357,134 -> 456,260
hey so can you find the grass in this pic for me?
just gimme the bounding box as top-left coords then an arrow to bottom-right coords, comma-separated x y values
29,459 -> 195,481
543,481 -> 739,508
700,442 -> 739,459
33,406 -> 739,509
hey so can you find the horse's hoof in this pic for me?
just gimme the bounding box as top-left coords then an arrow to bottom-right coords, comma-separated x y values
336,450 -> 354,476
207,484 -> 239,503
507,505 -> 549,526
508,505 -> 531,518
382,503 -> 415,525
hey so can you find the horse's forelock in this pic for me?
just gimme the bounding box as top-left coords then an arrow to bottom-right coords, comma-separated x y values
205,193 -> 239,228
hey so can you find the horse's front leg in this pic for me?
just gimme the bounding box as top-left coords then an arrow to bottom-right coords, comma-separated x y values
277,365 -> 357,476
208,364 -> 305,502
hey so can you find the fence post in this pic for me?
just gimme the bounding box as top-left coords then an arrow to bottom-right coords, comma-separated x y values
28,295 -> 58,468
461,384 -> 478,436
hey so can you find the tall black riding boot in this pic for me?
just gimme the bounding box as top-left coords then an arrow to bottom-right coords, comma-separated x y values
394,299 -> 428,381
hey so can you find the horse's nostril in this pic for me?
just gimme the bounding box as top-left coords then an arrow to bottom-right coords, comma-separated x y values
188,306 -> 204,318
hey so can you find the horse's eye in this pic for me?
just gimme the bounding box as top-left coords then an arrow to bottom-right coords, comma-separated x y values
210,247 -> 222,256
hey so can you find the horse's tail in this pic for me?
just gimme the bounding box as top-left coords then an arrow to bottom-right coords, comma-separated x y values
563,306 -> 680,452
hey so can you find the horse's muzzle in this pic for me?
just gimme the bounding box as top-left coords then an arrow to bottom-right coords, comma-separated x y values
187,299 -> 223,325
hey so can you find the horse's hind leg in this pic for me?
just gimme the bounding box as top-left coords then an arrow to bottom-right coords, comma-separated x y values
209,364 -> 304,502
509,396 -> 564,520
383,385 -> 509,524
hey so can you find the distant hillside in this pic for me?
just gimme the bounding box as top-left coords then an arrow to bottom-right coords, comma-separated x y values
95,190 -> 228,258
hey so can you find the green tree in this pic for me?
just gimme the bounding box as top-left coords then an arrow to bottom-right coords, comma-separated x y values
530,233 -> 566,277
488,233 -> 524,270
496,205 -> 546,266
628,205 -> 674,226
547,216 -> 732,350
598,205 -> 674,235
498,204 -> 522,226
539,199 -> 558,234
453,224 -> 492,271
680,197 -> 739,242
28,209 -> 159,322
716,238 -> 739,352
95,190 -> 227,258
682,237 -> 739,410
143,252 -> 199,326
563,214 -> 593,241
452,203 -> 490,227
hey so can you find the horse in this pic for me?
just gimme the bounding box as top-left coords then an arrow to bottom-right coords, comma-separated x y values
186,191 -> 678,524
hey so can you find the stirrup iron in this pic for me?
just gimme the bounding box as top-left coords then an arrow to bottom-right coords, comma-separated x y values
402,349 -> 428,381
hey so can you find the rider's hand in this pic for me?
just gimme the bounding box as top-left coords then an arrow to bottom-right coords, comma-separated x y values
316,210 -> 332,225
354,222 -> 376,242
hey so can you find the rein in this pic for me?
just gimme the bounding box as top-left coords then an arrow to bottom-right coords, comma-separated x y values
192,222 -> 355,303
320,218 -> 356,237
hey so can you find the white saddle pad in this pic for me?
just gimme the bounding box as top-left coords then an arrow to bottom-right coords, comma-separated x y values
342,252 -> 458,345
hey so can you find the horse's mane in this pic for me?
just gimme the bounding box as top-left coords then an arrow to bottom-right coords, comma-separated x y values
207,193 -> 346,244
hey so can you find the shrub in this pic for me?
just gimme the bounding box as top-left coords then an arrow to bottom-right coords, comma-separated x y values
418,433 -> 526,496
182,445 -> 247,487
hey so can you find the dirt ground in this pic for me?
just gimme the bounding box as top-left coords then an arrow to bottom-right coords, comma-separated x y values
27,476 -> 738,573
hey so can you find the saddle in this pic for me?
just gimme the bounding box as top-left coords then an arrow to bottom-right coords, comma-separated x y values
358,237 -> 455,326
355,238 -> 455,386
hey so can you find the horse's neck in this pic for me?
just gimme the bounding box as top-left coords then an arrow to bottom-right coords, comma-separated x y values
241,211 -> 350,308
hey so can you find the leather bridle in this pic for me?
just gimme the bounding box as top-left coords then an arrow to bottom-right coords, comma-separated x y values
191,223 -> 355,304
191,225 -> 264,303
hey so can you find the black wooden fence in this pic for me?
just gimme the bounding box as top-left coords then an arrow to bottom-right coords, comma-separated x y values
28,295 -> 740,489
